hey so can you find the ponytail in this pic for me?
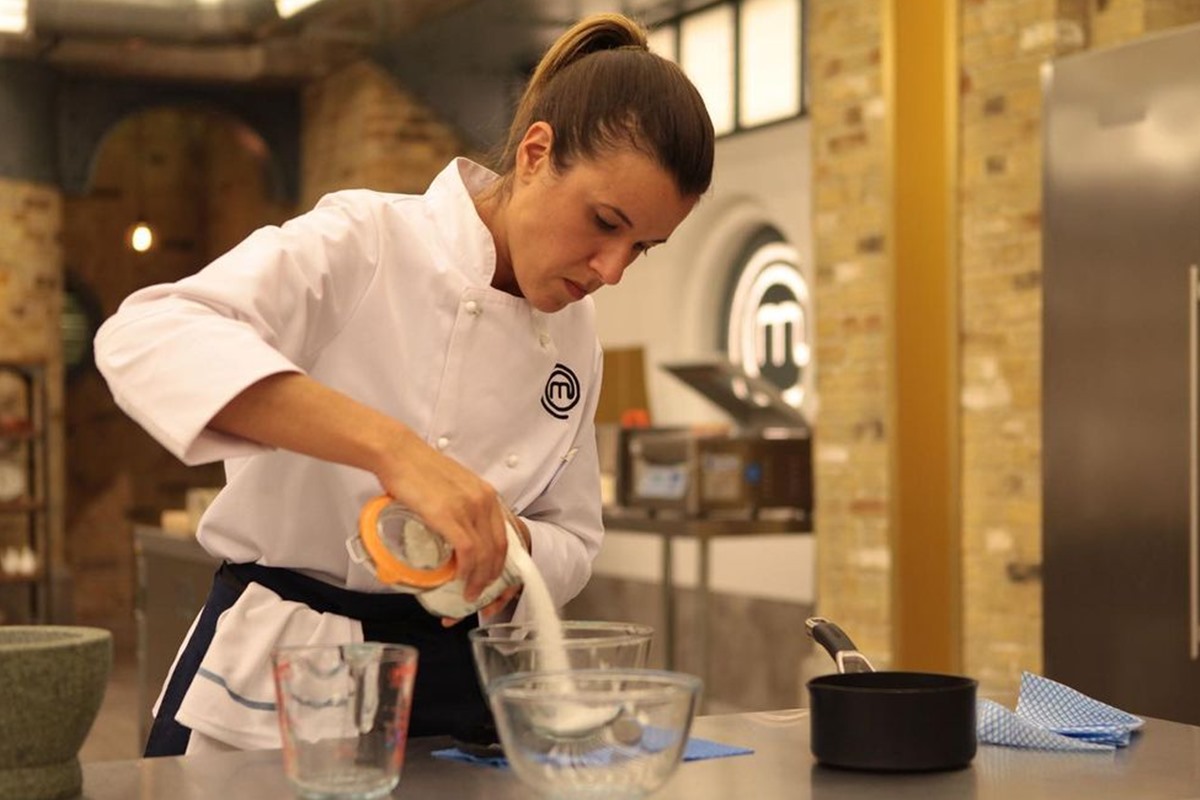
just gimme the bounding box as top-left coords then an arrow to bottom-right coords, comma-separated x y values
498,13 -> 713,197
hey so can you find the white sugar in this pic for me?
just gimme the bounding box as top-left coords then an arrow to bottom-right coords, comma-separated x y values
504,533 -> 616,737
504,536 -> 569,673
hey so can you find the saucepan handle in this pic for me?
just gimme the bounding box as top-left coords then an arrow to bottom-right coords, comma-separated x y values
805,617 -> 876,674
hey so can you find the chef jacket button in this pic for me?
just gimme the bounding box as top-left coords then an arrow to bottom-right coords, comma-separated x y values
505,454 -> 519,468
464,300 -> 480,316
539,332 -> 552,348
436,436 -> 449,450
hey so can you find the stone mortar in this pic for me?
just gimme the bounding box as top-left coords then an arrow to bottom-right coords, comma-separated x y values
0,626 -> 112,800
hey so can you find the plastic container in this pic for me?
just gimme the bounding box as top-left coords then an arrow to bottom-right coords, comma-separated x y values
347,495 -> 523,619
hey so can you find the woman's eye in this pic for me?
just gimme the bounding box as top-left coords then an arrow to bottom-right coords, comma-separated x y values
594,215 -> 618,232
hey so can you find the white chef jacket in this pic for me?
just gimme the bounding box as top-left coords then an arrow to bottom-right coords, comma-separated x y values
96,156 -> 604,611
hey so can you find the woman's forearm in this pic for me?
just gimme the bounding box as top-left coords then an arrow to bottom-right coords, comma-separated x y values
208,372 -> 413,478
209,371 -> 511,599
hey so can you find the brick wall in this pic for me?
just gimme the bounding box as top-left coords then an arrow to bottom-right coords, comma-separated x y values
0,179 -> 61,359
958,0 -> 1200,694
0,178 -> 63,625
301,60 -> 472,206
808,0 -> 894,666
958,0 -> 1078,693
1090,0 -> 1200,46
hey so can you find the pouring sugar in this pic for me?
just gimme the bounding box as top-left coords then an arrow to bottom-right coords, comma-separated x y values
504,541 -> 570,671
504,538 -> 623,737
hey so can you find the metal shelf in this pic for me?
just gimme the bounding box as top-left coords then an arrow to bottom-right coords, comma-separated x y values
0,360 -> 51,623
0,570 -> 46,586
0,499 -> 47,513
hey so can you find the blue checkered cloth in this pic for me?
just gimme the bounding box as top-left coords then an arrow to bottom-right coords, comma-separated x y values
978,672 -> 1144,751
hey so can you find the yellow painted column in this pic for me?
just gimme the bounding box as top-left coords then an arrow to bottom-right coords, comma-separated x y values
885,0 -> 961,672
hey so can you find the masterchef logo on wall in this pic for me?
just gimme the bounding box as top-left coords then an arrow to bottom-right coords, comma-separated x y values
722,227 -> 813,417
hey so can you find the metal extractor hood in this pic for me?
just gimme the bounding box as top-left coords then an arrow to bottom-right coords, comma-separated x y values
660,359 -> 810,431
30,0 -> 281,43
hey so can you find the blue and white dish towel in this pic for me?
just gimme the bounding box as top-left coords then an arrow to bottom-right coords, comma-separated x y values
978,672 -> 1144,752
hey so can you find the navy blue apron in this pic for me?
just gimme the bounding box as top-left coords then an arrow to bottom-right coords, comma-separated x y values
143,561 -> 491,757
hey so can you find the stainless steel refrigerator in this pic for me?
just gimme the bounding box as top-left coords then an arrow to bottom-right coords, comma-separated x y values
1043,23 -> 1200,724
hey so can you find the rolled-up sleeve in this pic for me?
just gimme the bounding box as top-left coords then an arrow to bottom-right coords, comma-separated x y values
94,192 -> 382,465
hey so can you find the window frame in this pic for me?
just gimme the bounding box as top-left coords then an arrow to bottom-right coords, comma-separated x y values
648,0 -> 807,139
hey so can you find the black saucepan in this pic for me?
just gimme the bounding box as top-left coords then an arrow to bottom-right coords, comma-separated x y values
805,617 -> 977,772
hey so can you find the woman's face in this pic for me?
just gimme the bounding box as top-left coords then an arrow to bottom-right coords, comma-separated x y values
494,123 -> 698,313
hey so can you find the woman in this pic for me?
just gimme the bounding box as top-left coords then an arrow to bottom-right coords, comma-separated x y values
95,12 -> 714,756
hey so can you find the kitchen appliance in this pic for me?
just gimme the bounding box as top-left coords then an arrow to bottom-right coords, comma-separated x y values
616,360 -> 813,522
1043,23 -> 1200,725
805,617 -> 977,772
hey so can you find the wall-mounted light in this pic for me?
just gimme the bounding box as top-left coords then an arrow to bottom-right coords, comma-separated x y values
0,0 -> 28,35
275,0 -> 324,19
127,221 -> 155,253
126,118 -> 156,254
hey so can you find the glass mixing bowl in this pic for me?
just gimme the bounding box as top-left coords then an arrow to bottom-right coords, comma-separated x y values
469,621 -> 654,691
488,669 -> 702,800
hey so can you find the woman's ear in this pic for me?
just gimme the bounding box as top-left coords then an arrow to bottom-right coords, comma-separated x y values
515,121 -> 554,182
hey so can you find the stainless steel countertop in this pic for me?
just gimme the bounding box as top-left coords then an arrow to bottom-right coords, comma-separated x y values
133,525 -> 217,565
602,509 -> 810,536
80,709 -> 1200,799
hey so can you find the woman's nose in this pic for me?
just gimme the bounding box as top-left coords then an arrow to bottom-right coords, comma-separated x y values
590,247 -> 631,287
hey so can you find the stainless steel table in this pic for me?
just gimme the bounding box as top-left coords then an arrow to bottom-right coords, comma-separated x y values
601,510 -> 810,697
80,710 -> 1200,799
134,526 -> 220,745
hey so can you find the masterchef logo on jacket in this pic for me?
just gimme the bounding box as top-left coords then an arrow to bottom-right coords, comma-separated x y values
541,363 -> 581,420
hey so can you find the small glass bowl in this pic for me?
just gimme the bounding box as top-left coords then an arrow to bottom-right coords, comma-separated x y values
469,621 -> 654,692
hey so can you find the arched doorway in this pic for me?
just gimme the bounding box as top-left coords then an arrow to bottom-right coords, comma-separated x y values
62,106 -> 296,652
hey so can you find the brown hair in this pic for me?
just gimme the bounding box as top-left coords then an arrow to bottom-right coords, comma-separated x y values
498,13 -> 714,197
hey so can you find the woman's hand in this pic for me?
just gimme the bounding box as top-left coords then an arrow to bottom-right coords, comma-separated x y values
501,504 -> 532,553
441,584 -> 524,628
206,372 -> 520,604
441,506 -> 530,628
373,431 -> 512,604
